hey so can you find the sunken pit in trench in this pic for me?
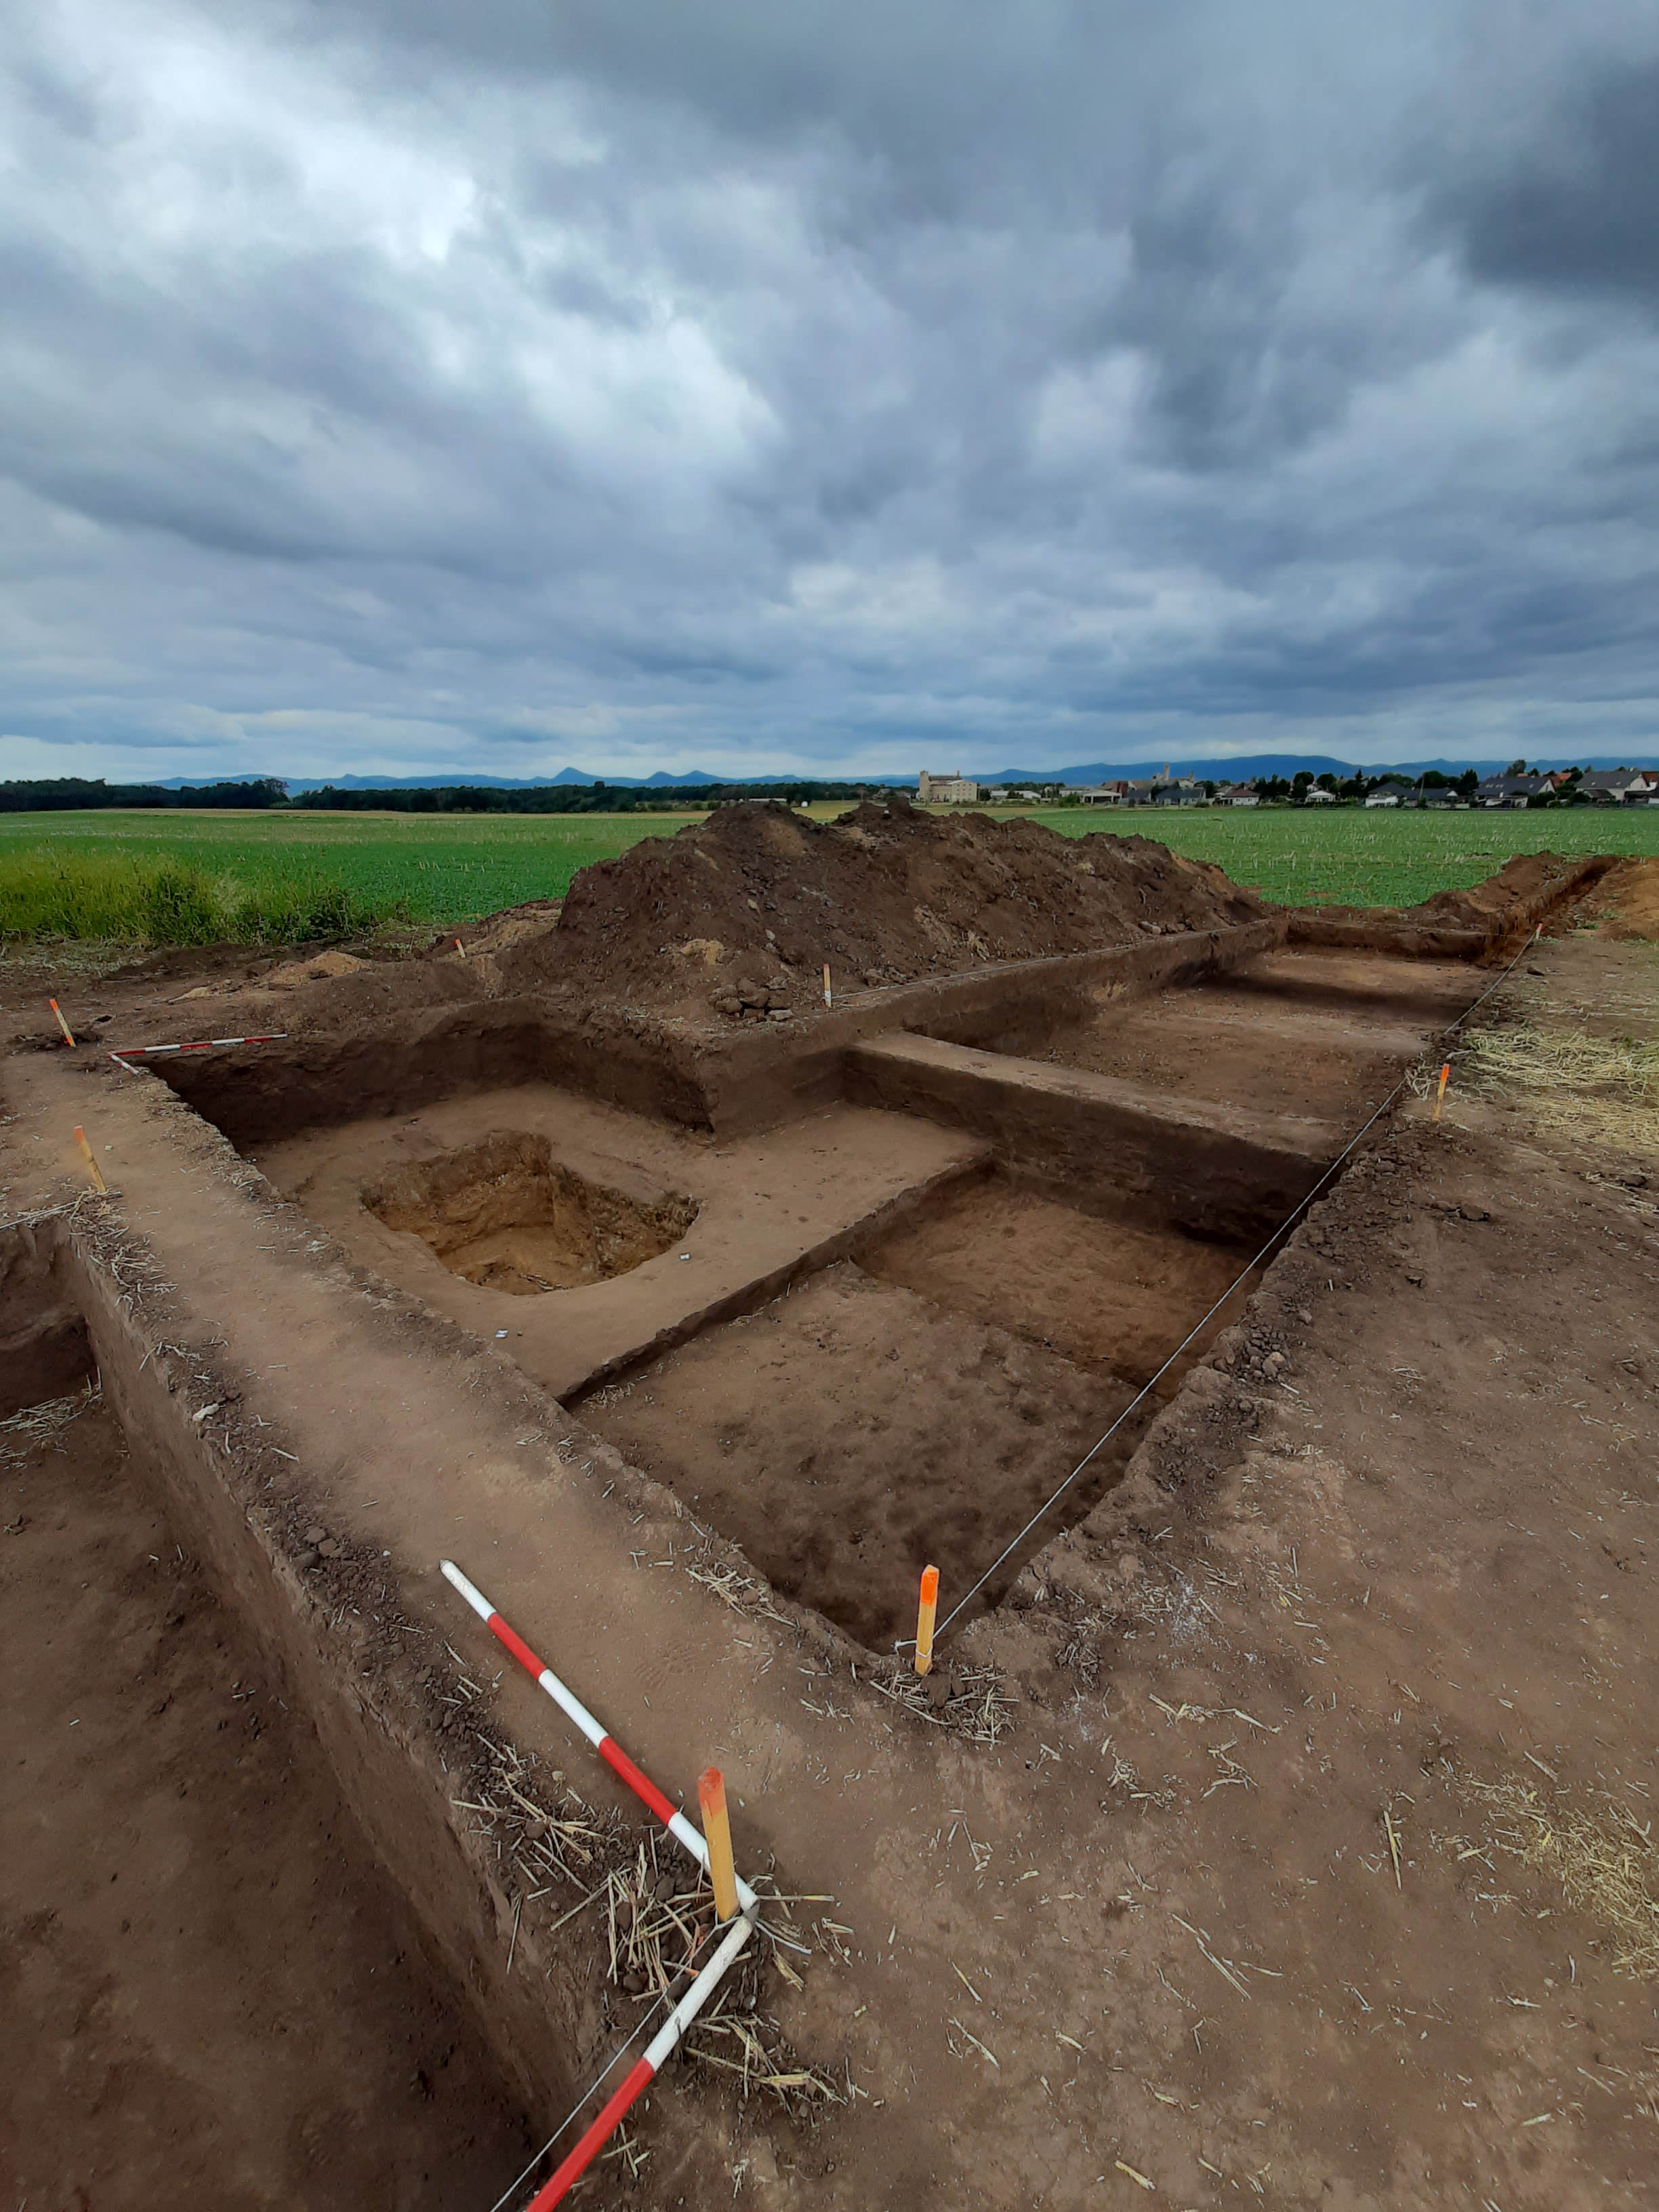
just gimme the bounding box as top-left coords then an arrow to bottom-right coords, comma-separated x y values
0,1327 -> 531,2212
1001,946 -> 1482,1129
573,1179 -> 1266,1651
363,1131 -> 697,1295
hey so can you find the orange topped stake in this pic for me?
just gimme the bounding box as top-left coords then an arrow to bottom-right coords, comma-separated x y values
915,1564 -> 940,1676
50,998 -> 75,1048
697,1767 -> 739,1922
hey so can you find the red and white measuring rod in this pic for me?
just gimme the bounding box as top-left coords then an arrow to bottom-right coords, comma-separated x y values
525,1910 -> 752,2210
439,1559 -> 758,1915
110,1032 -> 287,1065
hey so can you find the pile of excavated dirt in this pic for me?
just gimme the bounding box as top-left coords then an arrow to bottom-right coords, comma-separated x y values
1575,854 -> 1659,941
501,800 -> 1264,1019
1300,851 -> 1602,943
1405,850 -> 1587,930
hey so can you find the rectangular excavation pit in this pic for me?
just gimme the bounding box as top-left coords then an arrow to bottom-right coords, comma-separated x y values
0,1364 -> 531,2212
363,1131 -> 699,1294
575,1175 -> 1263,1650
995,947 -> 1483,1131
249,1084 -> 987,1402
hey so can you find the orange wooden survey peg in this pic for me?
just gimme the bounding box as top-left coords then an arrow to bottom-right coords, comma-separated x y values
1433,1063 -> 1450,1122
915,1564 -> 940,1676
698,1767 -> 739,1922
73,1126 -> 107,1193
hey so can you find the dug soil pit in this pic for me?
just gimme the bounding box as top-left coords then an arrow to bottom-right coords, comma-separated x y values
364,1130 -> 697,1294
0,1387 -> 531,2212
579,1179 -> 1258,1650
581,1261 -> 1128,1649
864,1178 -> 1256,1376
1021,947 -> 1482,1128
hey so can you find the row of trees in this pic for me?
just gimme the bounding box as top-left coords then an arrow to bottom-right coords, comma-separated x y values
0,776 -> 289,813
289,779 -> 881,815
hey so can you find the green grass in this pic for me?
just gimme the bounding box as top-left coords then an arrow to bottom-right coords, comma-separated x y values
998,803 -> 1659,908
1,800 -> 1656,944
0,808 -> 702,942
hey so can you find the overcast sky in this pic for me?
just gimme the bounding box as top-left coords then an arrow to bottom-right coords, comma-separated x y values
3,0 -> 1657,781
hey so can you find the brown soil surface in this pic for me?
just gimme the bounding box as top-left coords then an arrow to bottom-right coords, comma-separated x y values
0,1394 -> 530,2212
864,1179 -> 1255,1380
1574,854 -> 1659,941
502,800 -> 1265,1018
7,859 -> 1658,2212
1028,958 -> 1468,1128
365,1130 -> 697,1294
581,1258 -> 1135,1648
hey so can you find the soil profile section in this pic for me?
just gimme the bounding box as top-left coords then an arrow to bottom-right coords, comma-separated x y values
0,1218 -> 94,1416
0,1383 -> 530,2212
25,1212 -> 586,2139
846,1031 -> 1336,1241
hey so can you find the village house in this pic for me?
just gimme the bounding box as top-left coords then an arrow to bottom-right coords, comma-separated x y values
1578,768 -> 1659,804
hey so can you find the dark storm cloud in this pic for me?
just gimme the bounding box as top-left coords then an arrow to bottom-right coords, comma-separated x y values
3,0 -> 1659,782
1436,56 -> 1659,310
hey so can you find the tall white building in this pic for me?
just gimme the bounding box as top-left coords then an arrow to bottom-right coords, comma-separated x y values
917,769 -> 983,804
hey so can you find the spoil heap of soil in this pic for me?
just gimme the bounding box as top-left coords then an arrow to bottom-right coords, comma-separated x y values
1576,855 -> 1659,941
502,801 -> 1263,1017
1305,851 -> 1598,943
1406,851 -> 1585,930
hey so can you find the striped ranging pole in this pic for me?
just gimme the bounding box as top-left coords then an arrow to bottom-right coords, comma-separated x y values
438,1560 -> 758,1916
49,999 -> 75,1048
526,1911 -> 753,2211
110,1033 -> 287,1067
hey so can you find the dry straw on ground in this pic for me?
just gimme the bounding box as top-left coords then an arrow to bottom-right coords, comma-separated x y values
1461,1773 -> 1659,1977
0,1377 -> 102,1463
1461,1023 -> 1659,1155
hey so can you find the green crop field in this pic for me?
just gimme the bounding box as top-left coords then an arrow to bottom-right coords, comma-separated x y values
0,808 -> 703,943
1004,802 -> 1659,908
0,801 -> 1656,945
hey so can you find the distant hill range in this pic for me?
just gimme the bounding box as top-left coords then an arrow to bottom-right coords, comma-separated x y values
155,752 -> 1659,793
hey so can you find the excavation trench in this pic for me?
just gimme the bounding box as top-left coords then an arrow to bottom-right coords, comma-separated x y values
136,939 -> 1450,1660
0,1221 -> 569,2203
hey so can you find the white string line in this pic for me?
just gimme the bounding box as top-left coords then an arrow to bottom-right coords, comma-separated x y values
932,927 -> 1541,1639
487,1990 -> 671,2212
